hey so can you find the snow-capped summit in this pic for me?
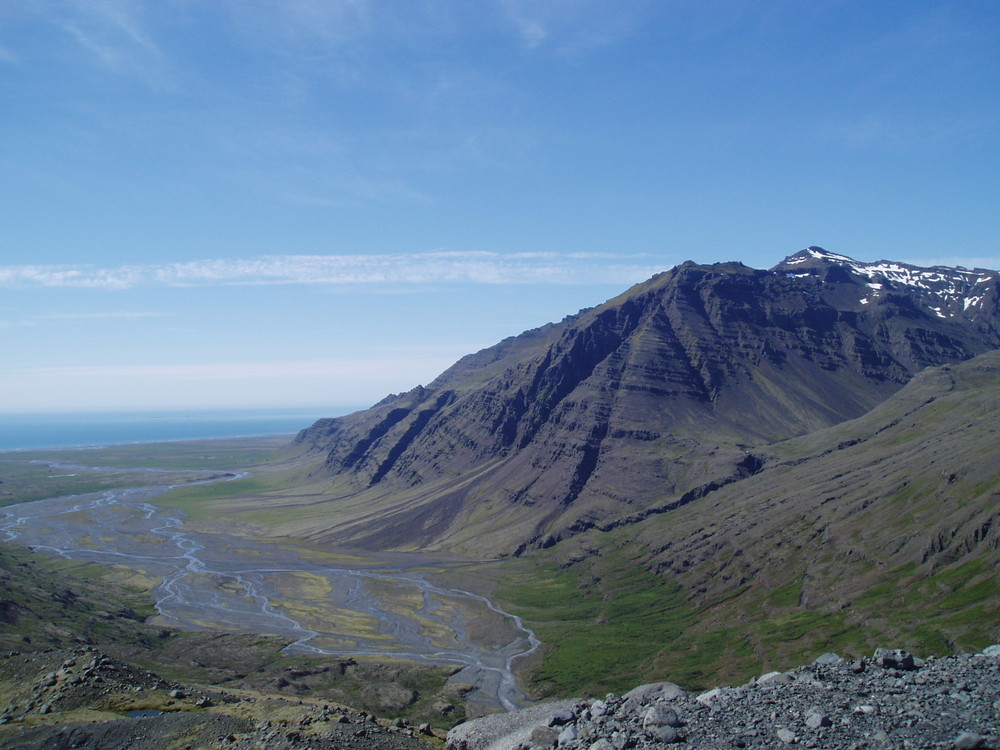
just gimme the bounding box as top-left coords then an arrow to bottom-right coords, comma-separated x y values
773,247 -> 998,319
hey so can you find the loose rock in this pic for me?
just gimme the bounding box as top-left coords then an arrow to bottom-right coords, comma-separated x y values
447,646 -> 1000,750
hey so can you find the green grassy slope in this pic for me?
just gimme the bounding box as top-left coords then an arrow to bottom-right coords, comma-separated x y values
0,544 -> 160,652
496,351 -> 1000,696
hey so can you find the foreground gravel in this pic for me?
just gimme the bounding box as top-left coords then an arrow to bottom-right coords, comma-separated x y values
448,646 -> 1000,750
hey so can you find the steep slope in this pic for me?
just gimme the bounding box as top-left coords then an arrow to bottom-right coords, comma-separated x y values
645,348 -> 1000,615
501,350 -> 1000,694
292,248 -> 1000,556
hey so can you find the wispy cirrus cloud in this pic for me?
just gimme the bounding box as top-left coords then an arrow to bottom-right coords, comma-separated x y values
0,252 -> 664,290
54,0 -> 169,85
0,264 -> 145,289
499,0 -> 645,58
39,311 -> 168,321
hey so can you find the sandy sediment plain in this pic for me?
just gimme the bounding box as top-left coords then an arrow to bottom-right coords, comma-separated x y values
0,463 -> 538,712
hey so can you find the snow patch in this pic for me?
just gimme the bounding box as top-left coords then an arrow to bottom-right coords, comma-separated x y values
807,248 -> 855,263
780,249 -> 996,316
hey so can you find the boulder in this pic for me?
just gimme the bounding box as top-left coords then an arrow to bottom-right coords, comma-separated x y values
757,671 -> 792,685
446,699 -> 578,750
641,704 -> 681,729
530,725 -> 559,747
813,652 -> 843,665
872,648 -> 916,670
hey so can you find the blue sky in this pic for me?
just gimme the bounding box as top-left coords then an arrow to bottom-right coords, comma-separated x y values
1,1 -> 998,413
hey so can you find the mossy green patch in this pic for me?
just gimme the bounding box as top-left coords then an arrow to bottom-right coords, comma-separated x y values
155,477 -> 272,518
496,520 -> 999,700
498,552 -> 697,697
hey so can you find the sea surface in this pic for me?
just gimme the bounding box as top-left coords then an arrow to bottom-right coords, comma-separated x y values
0,408 -> 354,452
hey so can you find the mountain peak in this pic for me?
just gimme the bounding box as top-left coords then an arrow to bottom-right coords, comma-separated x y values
773,247 -> 998,319
776,246 -> 858,266
293,247 -> 1000,556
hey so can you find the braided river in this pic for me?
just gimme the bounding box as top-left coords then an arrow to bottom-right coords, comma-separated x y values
0,464 -> 538,711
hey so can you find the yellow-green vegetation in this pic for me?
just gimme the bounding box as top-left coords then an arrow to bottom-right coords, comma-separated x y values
0,459 -> 201,509
4,436 -> 289,470
0,540 -> 470,730
38,559 -> 162,595
851,557 -> 1000,650
362,578 -> 465,651
266,572 -> 393,644
0,436 -> 286,509
152,456 -> 325,532
102,565 -> 163,592
155,476 -> 275,519
273,570 -> 334,599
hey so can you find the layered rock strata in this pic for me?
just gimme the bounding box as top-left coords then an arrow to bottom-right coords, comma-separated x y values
295,249 -> 1000,556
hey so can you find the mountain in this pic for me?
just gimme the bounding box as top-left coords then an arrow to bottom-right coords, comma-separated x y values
646,348 -> 1000,606
293,248 -> 999,556
511,349 -> 1000,694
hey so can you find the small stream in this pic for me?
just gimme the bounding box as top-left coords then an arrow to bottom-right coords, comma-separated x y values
0,466 -> 538,711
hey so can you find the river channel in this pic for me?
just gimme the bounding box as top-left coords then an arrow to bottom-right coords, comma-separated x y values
0,465 -> 539,711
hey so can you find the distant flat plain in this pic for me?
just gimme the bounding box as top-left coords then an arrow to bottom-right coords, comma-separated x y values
0,436 -> 537,711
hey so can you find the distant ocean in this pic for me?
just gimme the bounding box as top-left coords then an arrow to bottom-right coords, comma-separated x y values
0,408 -> 353,452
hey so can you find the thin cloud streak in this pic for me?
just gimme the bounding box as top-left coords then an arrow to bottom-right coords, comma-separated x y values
39,311 -> 168,321
51,0 -> 170,87
0,252 -> 664,289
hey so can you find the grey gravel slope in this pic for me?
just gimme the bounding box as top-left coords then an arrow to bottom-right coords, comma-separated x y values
448,646 -> 1000,750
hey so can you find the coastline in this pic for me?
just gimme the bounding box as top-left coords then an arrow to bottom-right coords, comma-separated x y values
0,407 -> 352,452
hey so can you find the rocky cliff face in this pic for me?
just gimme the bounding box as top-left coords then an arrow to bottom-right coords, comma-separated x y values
294,248 -> 1000,556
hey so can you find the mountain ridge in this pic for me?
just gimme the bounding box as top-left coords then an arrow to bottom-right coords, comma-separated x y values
291,248 -> 999,556
497,348 -> 999,696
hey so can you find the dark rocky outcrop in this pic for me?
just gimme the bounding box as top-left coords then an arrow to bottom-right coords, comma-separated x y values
294,248 -> 1000,556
